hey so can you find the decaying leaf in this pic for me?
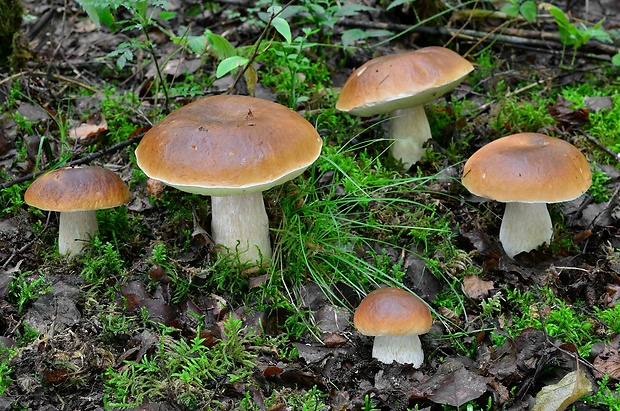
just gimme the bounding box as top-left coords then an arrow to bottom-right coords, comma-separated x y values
593,347 -> 620,379
532,369 -> 592,411
68,114 -> 108,144
462,275 -> 494,300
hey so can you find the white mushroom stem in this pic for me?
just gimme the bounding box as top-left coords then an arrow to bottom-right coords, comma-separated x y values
210,192 -> 272,265
499,202 -> 553,258
389,105 -> 433,170
58,210 -> 98,258
372,334 -> 424,367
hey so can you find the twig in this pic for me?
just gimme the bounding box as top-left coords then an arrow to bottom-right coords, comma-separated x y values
0,70 -> 102,94
579,130 -> 620,163
227,1 -> 294,94
338,19 -> 619,57
2,212 -> 51,269
0,133 -> 145,190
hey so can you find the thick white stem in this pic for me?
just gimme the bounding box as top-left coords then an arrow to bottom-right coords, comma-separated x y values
389,105 -> 432,170
210,192 -> 272,265
58,210 -> 98,258
372,334 -> 424,367
500,202 -> 553,258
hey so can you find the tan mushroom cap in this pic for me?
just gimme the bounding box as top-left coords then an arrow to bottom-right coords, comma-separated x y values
354,287 -> 432,336
462,133 -> 592,203
336,47 -> 474,117
135,95 -> 323,196
24,166 -> 131,212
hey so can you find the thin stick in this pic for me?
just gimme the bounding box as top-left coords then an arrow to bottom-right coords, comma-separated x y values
0,133 -> 144,190
0,70 -> 102,94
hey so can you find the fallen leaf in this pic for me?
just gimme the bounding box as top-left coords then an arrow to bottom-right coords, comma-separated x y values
428,367 -> 488,407
532,369 -> 592,411
593,347 -> 620,379
463,275 -> 494,300
68,114 -> 108,144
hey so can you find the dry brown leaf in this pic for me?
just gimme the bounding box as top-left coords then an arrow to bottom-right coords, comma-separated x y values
593,347 -> 620,379
69,115 -> 108,143
462,275 -> 494,300
532,369 -> 592,411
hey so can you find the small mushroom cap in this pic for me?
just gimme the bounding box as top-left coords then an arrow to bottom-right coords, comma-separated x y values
24,166 -> 130,212
336,47 -> 473,117
135,95 -> 323,196
354,287 -> 432,336
462,133 -> 592,203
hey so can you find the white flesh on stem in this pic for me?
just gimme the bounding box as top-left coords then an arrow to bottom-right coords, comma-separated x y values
58,210 -> 98,258
210,192 -> 272,265
389,105 -> 432,170
500,202 -> 553,259
372,334 -> 424,367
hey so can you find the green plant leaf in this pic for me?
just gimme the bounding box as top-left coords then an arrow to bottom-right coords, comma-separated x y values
204,30 -> 236,60
271,17 -> 292,44
337,3 -> 376,16
216,56 -> 249,78
500,4 -> 520,17
75,0 -> 115,28
519,1 -> 537,22
612,52 -> 620,67
341,28 -> 392,49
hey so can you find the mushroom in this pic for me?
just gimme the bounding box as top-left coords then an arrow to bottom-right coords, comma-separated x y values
24,165 -> 131,258
336,47 -> 473,170
461,133 -> 591,258
135,95 -> 322,266
353,287 -> 432,366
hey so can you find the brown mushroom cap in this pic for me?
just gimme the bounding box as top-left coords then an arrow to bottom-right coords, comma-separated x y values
354,287 -> 432,336
24,166 -> 130,212
135,95 -> 323,196
462,133 -> 591,203
336,47 -> 474,117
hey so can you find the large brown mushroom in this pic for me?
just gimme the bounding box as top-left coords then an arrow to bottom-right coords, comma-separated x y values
461,133 -> 591,258
135,95 -> 322,265
24,166 -> 131,258
336,47 -> 473,170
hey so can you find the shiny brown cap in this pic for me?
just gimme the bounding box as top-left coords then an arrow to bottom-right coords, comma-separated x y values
336,47 -> 473,117
135,95 -> 323,196
462,133 -> 591,203
24,166 -> 130,212
354,287 -> 432,336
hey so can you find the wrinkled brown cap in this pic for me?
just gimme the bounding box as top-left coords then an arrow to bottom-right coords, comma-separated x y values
354,287 -> 432,336
336,47 -> 473,117
135,95 -> 323,196
24,166 -> 130,212
462,133 -> 591,203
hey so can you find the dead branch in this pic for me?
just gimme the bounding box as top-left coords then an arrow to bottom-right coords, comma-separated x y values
338,19 -> 618,58
0,133 -> 144,190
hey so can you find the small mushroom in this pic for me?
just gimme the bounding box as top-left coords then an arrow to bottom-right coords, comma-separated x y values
135,95 -> 322,266
461,133 -> 592,258
24,166 -> 131,258
354,287 -> 432,366
336,47 -> 473,170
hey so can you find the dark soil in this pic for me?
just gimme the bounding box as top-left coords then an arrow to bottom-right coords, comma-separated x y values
1,0 -> 620,410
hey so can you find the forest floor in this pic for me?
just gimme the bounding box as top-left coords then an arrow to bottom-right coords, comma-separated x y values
1,0 -> 620,410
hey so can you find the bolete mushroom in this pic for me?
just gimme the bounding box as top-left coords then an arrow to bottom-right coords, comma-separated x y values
135,95 -> 322,265
336,47 -> 473,170
353,287 -> 432,366
461,133 -> 591,258
24,165 -> 131,257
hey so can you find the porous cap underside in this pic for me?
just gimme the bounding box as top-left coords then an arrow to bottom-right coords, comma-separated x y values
24,166 -> 131,212
335,46 -> 474,117
354,287 -> 432,336
462,133 -> 592,203
135,95 -> 323,196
